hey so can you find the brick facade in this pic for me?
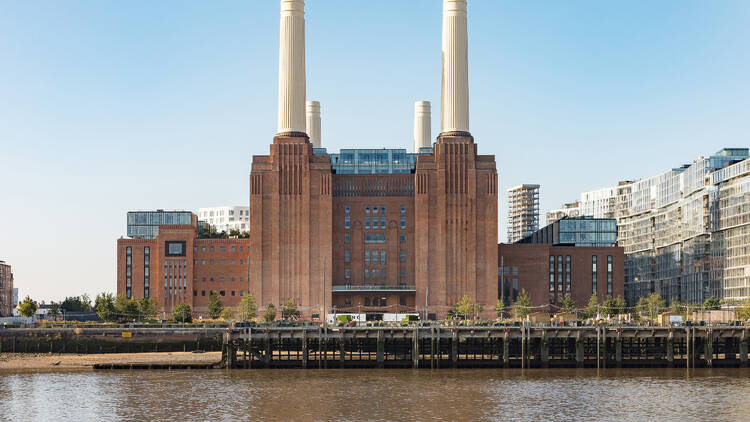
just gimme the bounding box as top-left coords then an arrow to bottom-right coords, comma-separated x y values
249,133 -> 498,319
498,243 -> 625,312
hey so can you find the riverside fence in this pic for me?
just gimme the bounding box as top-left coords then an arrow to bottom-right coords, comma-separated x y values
221,325 -> 750,369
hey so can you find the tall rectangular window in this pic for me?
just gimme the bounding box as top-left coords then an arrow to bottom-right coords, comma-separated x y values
345,205 -> 351,214
365,216 -> 370,229
557,256 -> 563,291
345,232 -> 351,243
345,268 -> 351,279
380,250 -> 386,265
592,255 -> 598,294
365,251 -> 370,265
400,268 -> 406,278
372,217 -> 377,229
344,250 -> 350,263
380,216 -> 386,229
565,255 -> 571,292
365,205 -> 370,213
607,255 -> 613,296
400,234 -> 406,243
126,247 -> 132,299
345,215 -> 350,229
549,256 -> 554,292
372,250 -> 379,264
144,246 -> 150,298
364,269 -> 370,279
400,205 -> 406,213
400,216 -> 406,229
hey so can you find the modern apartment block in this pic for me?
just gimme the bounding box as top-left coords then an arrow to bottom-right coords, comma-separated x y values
499,217 -> 624,310
507,184 -> 540,243
553,148 -> 750,305
197,206 -> 250,233
546,201 -> 580,225
0,260 -> 14,317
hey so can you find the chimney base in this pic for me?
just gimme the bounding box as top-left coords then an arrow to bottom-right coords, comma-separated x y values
274,132 -> 310,143
438,131 -> 473,142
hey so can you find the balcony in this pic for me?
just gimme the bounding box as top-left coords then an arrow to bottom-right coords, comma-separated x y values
332,284 -> 416,294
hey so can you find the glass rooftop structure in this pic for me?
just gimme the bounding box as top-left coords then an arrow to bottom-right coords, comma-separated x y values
127,210 -> 193,239
517,216 -> 617,247
315,148 -> 427,174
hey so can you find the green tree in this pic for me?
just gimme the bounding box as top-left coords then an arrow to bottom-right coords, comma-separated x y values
495,299 -> 506,319
173,303 -> 192,323
80,293 -> 93,312
263,303 -> 277,323
47,302 -> 60,320
18,296 -> 37,318
669,298 -> 685,315
207,291 -> 224,319
613,295 -> 627,315
512,289 -> 532,320
584,294 -> 599,319
704,296 -> 721,311
138,297 -> 157,319
115,294 -> 139,321
94,293 -> 116,322
61,296 -> 83,312
735,297 -> 750,321
454,294 -> 478,320
281,298 -> 299,320
238,294 -> 258,321
644,293 -> 665,322
600,296 -> 617,318
561,295 -> 576,313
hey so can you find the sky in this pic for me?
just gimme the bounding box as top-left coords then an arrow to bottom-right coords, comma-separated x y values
1,0 -> 748,302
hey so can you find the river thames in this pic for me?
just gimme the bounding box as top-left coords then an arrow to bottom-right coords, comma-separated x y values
2,368 -> 750,421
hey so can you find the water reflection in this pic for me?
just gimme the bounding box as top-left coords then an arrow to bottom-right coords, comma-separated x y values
1,368 -> 749,421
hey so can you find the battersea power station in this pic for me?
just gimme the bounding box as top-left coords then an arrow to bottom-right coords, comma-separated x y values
117,0 -> 624,319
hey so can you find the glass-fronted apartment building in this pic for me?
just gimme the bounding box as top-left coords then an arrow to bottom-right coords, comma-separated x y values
553,148 -> 750,305
517,216 -> 617,247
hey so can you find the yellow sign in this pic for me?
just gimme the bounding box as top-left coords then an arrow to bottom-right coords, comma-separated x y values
122,332 -> 132,338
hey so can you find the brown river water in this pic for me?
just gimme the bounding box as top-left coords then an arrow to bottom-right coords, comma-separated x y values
1,368 -> 750,421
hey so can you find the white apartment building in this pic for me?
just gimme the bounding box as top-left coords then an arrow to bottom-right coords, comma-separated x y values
554,148 -> 750,305
546,201 -> 581,225
580,186 -> 618,219
197,206 -> 250,233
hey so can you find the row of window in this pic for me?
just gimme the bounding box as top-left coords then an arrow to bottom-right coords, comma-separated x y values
195,276 -> 245,283
344,205 -> 409,214
342,296 -> 409,307
194,290 -> 244,297
194,259 -> 244,265
344,216 -> 407,229
194,246 -> 246,253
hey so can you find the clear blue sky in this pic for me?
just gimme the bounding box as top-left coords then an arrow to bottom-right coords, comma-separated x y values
1,1 -> 748,302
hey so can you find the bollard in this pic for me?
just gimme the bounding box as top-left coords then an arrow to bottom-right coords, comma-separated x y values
302,329 -> 308,369
376,330 -> 384,368
503,331 -> 510,368
666,332 -> 674,367
451,330 -> 458,368
339,336 -> 346,365
704,329 -> 713,368
412,328 -> 419,369
540,331 -> 549,368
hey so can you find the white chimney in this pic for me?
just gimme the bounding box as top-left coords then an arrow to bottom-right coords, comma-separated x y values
413,101 -> 431,152
306,100 -> 321,148
441,0 -> 469,134
277,0 -> 306,135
